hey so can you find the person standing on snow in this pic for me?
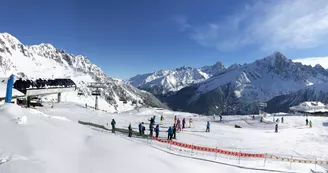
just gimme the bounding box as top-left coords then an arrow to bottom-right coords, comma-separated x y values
142,125 -> 146,135
309,120 -> 312,128
172,125 -> 177,139
305,118 -> 309,126
160,115 -> 164,125
138,123 -> 142,135
128,123 -> 132,137
153,115 -> 156,124
275,124 -> 278,133
149,123 -> 154,136
174,115 -> 177,126
189,118 -> 193,128
252,115 -> 255,120
182,118 -> 186,129
177,118 -> 182,132
111,119 -> 116,133
167,127 -> 173,140
281,117 -> 284,123
213,114 -> 216,120
206,121 -> 210,132
155,124 -> 160,138
149,117 -> 155,126
219,115 -> 222,122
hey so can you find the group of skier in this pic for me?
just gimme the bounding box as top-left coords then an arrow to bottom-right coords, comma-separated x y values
305,118 -> 313,128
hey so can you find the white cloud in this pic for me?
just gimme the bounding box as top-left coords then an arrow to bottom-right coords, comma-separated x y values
293,57 -> 328,69
178,0 -> 328,51
174,15 -> 191,31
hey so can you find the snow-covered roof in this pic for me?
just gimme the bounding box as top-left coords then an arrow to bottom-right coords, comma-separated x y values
289,101 -> 328,113
0,79 -> 25,98
302,101 -> 325,107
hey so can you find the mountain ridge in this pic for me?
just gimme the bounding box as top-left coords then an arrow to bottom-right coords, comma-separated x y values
163,52 -> 328,115
0,32 -> 168,112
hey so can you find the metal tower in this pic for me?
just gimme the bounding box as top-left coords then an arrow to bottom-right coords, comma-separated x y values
87,82 -> 107,110
258,101 -> 267,117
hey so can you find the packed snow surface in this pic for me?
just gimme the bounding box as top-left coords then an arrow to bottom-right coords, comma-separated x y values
1,102 -> 327,173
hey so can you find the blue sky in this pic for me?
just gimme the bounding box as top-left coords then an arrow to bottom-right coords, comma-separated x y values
1,0 -> 328,79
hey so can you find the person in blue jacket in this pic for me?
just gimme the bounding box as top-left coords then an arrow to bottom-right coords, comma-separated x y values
155,124 -> 160,138
206,121 -> 210,132
167,127 -> 173,140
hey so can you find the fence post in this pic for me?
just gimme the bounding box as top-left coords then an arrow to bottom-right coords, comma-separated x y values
263,153 -> 267,167
215,147 -> 218,160
289,156 -> 293,170
238,151 -> 241,164
191,143 -> 194,156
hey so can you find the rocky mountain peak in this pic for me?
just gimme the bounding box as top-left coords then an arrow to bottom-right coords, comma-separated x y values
0,32 -> 22,46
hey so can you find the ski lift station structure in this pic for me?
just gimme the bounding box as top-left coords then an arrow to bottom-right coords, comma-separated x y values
3,76 -> 77,107
87,82 -> 107,110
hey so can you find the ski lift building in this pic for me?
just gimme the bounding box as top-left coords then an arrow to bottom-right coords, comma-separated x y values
289,101 -> 328,116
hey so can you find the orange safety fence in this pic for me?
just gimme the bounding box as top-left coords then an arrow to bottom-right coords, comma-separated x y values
152,136 -> 265,158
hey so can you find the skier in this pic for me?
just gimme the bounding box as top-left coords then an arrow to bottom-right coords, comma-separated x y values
167,127 -> 173,140
219,115 -> 222,122
252,115 -> 255,120
149,117 -> 155,125
177,118 -> 181,132
138,122 -> 143,135
275,124 -> 278,133
149,122 -> 154,136
206,121 -> 210,132
153,115 -> 156,124
142,125 -> 146,135
111,119 -> 116,133
155,124 -> 160,138
281,117 -> 284,123
182,118 -> 186,129
309,120 -> 312,128
305,118 -> 309,126
189,118 -> 193,128
160,115 -> 164,125
172,125 -> 177,139
128,123 -> 132,137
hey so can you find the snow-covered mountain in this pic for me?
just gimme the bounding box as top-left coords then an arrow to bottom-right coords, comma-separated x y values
128,62 -> 225,95
267,83 -> 328,113
0,33 -> 168,112
164,52 -> 328,115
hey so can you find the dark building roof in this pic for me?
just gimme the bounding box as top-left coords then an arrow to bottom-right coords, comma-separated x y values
14,78 -> 76,94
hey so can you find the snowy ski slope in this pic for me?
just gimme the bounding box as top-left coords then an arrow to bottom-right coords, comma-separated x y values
1,102 -> 327,173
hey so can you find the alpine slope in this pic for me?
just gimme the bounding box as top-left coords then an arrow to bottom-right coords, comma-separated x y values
1,102 -> 327,173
